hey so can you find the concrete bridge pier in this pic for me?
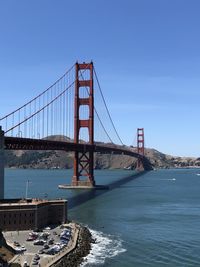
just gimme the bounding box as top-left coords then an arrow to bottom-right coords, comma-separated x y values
0,126 -> 4,199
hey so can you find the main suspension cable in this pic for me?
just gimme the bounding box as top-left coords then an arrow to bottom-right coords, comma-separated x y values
5,64 -> 89,135
93,66 -> 124,145
0,64 -> 75,121
79,70 -> 114,144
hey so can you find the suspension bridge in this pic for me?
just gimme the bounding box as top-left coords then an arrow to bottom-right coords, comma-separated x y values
0,62 -> 152,198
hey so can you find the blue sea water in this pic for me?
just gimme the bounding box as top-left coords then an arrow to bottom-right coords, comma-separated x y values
5,168 -> 200,266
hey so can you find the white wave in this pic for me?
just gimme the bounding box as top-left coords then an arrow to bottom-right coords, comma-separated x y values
161,178 -> 176,181
81,228 -> 126,266
151,178 -> 176,181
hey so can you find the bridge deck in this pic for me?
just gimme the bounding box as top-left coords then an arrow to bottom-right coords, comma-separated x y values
4,136 -> 152,170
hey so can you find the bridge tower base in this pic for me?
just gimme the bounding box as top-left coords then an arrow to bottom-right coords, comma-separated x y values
71,62 -> 95,187
136,128 -> 145,171
0,127 -> 4,198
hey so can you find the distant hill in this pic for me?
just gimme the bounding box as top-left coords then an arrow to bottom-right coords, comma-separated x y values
4,136 -> 200,169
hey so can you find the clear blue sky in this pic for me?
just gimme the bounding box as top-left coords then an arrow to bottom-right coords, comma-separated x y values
0,0 -> 200,157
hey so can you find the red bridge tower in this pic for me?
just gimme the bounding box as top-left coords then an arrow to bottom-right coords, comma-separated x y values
136,128 -> 145,171
72,62 -> 95,187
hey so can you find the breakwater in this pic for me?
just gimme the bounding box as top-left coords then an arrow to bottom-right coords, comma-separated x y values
53,224 -> 93,267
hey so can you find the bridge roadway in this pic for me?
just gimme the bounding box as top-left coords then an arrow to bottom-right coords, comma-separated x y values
4,136 -> 152,170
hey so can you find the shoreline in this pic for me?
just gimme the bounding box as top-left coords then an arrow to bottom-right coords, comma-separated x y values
52,223 -> 94,267
6,165 -> 200,170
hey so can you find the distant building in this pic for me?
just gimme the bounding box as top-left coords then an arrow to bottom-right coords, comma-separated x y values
0,198 -> 67,231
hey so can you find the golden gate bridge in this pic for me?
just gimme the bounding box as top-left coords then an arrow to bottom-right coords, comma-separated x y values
0,62 -> 152,197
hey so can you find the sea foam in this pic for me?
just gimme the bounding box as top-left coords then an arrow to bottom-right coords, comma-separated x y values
81,228 -> 126,266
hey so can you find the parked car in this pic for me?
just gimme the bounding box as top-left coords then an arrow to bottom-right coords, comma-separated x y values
40,232 -> 49,239
48,239 -> 54,245
38,249 -> 44,254
43,244 -> 49,249
29,232 -> 38,238
21,246 -> 26,251
46,248 -> 55,255
15,247 -> 23,253
32,260 -> 38,265
14,241 -> 20,246
61,235 -> 70,240
60,239 -> 68,245
26,237 -> 34,241
52,245 -> 61,253
60,243 -> 65,249
34,240 -> 46,245
34,254 -> 40,260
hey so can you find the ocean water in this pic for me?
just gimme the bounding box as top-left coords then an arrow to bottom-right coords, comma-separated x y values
5,168 -> 200,266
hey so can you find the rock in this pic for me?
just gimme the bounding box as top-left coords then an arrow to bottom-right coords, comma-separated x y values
52,224 -> 93,267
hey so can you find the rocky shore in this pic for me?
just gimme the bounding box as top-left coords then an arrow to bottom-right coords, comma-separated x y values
0,231 -> 15,266
53,224 -> 94,267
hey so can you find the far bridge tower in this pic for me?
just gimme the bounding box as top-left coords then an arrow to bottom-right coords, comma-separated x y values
136,128 -> 145,171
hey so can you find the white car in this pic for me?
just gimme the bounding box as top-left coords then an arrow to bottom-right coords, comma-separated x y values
21,246 -> 26,251
15,247 -> 23,253
52,245 -> 61,252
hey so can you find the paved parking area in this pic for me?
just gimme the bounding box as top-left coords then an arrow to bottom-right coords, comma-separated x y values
4,223 -> 78,267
